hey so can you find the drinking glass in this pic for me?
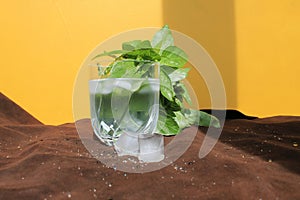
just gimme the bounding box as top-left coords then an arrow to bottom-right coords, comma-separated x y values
89,60 -> 164,162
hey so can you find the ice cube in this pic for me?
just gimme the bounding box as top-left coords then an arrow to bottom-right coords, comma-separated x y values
98,80 -> 114,94
138,134 -> 164,163
89,79 -> 114,94
114,80 -> 132,91
114,79 -> 145,92
114,132 -> 139,157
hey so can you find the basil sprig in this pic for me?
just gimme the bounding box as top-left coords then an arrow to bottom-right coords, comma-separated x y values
92,25 -> 220,135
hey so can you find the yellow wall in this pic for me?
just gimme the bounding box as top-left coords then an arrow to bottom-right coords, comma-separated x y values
236,0 -> 300,117
0,0 -> 162,124
1,0 -> 300,124
162,0 -> 236,110
163,0 -> 300,117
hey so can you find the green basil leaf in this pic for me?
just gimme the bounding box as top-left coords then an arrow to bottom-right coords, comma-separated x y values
160,65 -> 176,74
151,25 -> 174,53
177,82 -> 192,105
122,40 -> 142,51
156,108 -> 181,135
183,109 -> 220,128
182,109 -> 200,125
175,97 -> 183,108
160,69 -> 175,101
109,60 -> 135,78
198,111 -> 220,128
122,40 -> 152,51
122,48 -> 161,61
173,111 -> 191,129
169,68 -> 190,82
136,40 -> 152,49
160,86 -> 174,102
160,46 -> 188,68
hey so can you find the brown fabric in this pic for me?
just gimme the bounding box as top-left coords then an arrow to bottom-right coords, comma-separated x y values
0,93 -> 299,199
